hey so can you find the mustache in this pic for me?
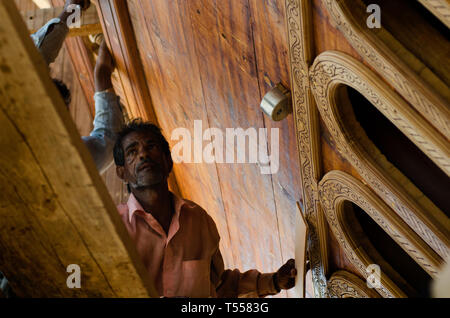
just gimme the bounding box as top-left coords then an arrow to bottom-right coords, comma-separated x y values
136,159 -> 160,172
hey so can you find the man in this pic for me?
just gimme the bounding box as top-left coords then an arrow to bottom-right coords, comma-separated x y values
114,119 -> 297,297
31,0 -> 124,173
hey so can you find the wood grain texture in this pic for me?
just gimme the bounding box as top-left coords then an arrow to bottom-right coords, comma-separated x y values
194,0 -> 282,273
125,0 -> 234,270
0,0 -> 157,297
123,1 -> 304,296
249,1 -> 303,287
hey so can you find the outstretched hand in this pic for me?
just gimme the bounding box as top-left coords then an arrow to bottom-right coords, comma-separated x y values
274,258 -> 297,290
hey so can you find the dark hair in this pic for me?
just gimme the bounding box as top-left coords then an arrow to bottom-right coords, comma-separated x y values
53,78 -> 71,107
113,118 -> 172,171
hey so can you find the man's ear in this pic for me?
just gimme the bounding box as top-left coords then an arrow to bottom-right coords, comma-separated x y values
116,165 -> 125,181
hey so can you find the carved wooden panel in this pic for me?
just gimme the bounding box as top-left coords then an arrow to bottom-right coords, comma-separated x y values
285,0 -> 329,297
286,0 -> 449,298
319,170 -> 441,298
310,51 -> 449,259
328,270 -> 381,298
322,0 -> 450,140
319,171 -> 441,282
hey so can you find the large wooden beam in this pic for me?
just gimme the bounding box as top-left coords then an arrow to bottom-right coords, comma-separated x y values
23,5 -> 102,37
0,0 -> 157,297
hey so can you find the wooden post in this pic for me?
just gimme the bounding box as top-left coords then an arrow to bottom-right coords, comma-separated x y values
0,0 -> 157,297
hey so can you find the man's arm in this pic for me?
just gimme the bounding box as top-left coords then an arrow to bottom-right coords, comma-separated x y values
211,247 -> 296,298
81,39 -> 124,174
30,0 -> 90,65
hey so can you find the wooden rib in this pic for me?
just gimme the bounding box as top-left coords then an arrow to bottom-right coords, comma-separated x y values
285,0 -> 329,297
310,51 -> 450,259
0,0 -> 157,297
322,0 -> 450,140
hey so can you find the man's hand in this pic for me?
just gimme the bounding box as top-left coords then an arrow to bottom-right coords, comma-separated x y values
94,39 -> 115,92
273,259 -> 297,291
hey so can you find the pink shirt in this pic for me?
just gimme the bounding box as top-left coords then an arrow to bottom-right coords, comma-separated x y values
117,192 -> 278,298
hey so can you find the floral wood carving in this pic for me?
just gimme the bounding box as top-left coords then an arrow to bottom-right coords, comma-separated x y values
285,0 -> 329,297
322,0 -> 450,140
310,50 -> 450,259
328,270 -> 381,298
320,171 -> 441,282
319,171 -> 442,297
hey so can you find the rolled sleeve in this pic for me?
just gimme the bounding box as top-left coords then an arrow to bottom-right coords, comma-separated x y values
31,18 -> 69,65
212,247 -> 279,298
257,273 -> 279,297
82,91 -> 124,174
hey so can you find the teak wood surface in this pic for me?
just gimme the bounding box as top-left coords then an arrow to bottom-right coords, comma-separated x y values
0,0 -> 157,297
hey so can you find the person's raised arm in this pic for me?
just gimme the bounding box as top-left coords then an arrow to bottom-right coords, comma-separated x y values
31,0 -> 90,65
82,39 -> 124,174
212,243 -> 296,297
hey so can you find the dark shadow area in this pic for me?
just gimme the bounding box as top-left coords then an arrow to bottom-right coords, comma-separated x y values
347,87 -> 450,218
361,0 -> 450,86
343,201 -> 432,297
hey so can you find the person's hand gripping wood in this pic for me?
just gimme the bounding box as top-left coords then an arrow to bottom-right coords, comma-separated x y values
273,259 -> 297,291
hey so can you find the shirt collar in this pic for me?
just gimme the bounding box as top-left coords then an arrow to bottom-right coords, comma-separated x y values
127,192 -> 186,225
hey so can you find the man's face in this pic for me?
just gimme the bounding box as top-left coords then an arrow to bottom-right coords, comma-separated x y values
117,130 -> 171,190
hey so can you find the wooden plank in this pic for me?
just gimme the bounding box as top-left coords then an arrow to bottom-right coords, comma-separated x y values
22,6 -> 102,37
126,0 -> 234,268
0,0 -> 157,297
248,0 -> 304,297
188,0 -> 284,275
